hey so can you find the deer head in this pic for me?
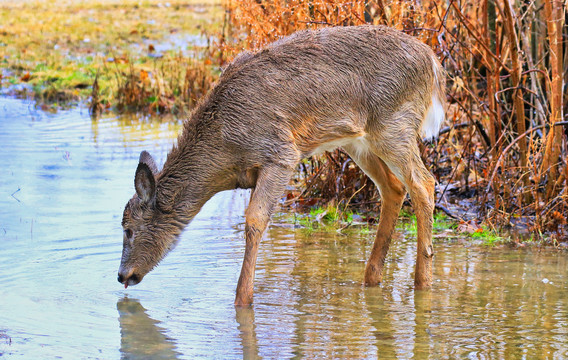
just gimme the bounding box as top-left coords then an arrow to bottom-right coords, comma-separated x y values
117,151 -> 182,288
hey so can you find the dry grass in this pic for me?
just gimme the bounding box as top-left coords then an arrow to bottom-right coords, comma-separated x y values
0,0 -> 223,113
223,0 -> 567,239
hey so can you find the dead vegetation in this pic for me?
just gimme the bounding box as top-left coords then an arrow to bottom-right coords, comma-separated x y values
223,0 -> 567,240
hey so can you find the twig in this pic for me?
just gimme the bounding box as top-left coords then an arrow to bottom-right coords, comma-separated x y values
449,0 -> 512,72
447,91 -> 492,148
11,188 -> 21,202
435,204 -> 459,220
485,125 -> 547,194
495,85 -> 539,99
336,221 -> 352,234
401,27 -> 439,33
297,20 -> 334,26
437,124 -> 476,204
438,122 -> 471,135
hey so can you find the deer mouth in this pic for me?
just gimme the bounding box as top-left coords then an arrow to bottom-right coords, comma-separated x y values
118,270 -> 142,289
124,273 -> 141,289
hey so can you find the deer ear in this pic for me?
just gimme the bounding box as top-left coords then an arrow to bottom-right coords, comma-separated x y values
139,150 -> 158,175
135,162 -> 156,203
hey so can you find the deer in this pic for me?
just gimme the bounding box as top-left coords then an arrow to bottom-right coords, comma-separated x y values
117,25 -> 446,306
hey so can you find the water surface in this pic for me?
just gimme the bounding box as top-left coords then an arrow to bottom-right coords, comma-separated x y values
0,97 -> 566,359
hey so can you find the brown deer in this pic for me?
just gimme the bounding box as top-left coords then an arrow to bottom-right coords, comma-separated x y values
118,25 -> 446,306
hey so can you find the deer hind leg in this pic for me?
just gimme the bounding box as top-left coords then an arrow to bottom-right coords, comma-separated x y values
235,164 -> 294,307
379,143 -> 436,290
343,144 -> 406,286
407,155 -> 436,289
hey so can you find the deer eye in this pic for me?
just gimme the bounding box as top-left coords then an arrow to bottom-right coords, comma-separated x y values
124,229 -> 133,239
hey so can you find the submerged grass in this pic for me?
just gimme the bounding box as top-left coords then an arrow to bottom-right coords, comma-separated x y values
286,202 -> 561,247
399,211 -> 457,238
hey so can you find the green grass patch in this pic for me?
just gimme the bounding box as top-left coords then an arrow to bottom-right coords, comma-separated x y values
468,227 -> 504,246
398,210 -> 458,239
287,203 -> 370,236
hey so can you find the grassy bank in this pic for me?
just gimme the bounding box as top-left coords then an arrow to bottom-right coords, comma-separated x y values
0,0 -> 222,112
281,202 -> 523,247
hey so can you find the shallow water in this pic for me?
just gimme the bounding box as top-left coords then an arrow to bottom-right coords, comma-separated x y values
0,97 -> 567,359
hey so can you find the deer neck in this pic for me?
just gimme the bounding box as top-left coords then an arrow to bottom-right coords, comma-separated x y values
156,111 -> 234,225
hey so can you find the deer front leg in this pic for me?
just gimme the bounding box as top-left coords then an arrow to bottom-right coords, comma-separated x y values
235,164 -> 294,307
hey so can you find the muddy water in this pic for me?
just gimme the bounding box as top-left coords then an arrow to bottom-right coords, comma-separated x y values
0,96 -> 567,359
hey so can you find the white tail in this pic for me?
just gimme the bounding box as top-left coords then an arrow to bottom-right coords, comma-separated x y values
421,56 -> 446,140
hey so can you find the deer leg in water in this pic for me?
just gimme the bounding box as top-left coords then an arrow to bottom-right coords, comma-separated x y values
234,165 -> 294,306
343,145 -> 406,286
406,157 -> 436,289
381,146 -> 436,290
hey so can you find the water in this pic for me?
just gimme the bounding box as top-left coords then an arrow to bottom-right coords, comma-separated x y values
0,96 -> 567,359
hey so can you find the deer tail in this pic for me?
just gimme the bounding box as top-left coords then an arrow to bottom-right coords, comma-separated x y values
421,56 -> 446,140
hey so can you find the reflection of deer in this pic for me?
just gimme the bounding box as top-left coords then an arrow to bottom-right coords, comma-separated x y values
117,297 -> 180,358
235,307 -> 260,358
117,25 -> 446,306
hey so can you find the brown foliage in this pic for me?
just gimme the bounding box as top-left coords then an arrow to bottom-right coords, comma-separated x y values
113,55 -> 216,115
223,0 -> 567,237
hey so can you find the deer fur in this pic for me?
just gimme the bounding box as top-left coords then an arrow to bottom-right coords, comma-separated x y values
118,25 -> 446,306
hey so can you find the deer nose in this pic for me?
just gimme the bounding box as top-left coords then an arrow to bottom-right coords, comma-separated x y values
117,267 -> 134,284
